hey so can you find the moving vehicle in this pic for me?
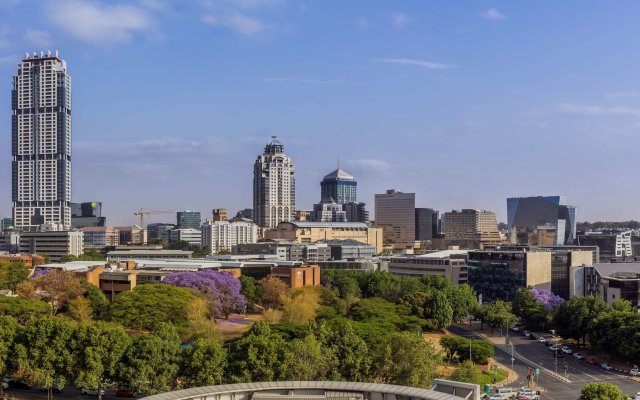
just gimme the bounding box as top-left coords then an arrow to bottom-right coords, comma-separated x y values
573,352 -> 585,360
586,357 -> 598,365
116,388 -> 137,398
81,388 -> 106,396
561,346 -> 573,354
601,362 -> 614,371
630,368 -> 640,377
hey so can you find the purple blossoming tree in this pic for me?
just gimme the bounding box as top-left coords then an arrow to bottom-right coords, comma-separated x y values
32,267 -> 52,278
163,270 -> 246,318
530,288 -> 564,311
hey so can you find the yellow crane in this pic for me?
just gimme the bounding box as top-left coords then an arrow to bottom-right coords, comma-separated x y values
133,208 -> 175,229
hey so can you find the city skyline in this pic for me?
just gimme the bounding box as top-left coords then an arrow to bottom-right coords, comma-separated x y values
1,1 -> 640,225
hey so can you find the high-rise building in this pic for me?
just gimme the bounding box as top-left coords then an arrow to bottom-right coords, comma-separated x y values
12,52 -> 72,231
201,220 -> 258,254
71,202 -> 105,228
320,168 -> 357,204
176,210 -> 201,230
211,209 -> 228,222
443,209 -> 501,247
343,202 -> 370,224
507,196 -> 577,245
415,208 -> 439,241
253,137 -> 295,229
374,189 -> 416,248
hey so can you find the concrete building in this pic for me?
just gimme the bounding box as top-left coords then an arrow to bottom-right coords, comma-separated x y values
311,201 -> 347,222
201,221 -> 258,254
443,209 -> 501,248
12,52 -> 72,231
265,221 -> 383,253
467,249 -> 552,301
415,208 -> 439,241
317,239 -> 376,260
71,202 -> 105,228
272,264 -> 321,288
106,249 -> 192,261
375,189 -> 415,249
571,263 -> 640,310
80,226 -> 119,247
170,228 -> 202,248
577,230 -> 633,263
19,230 -> 83,261
1,218 -> 13,231
343,202 -> 369,224
146,222 -> 174,243
320,168 -> 357,204
387,250 -> 469,285
253,137 -> 295,229
0,232 -> 20,251
0,254 -> 45,267
211,209 -> 228,222
115,225 -> 146,245
507,196 -> 577,245
176,210 -> 201,230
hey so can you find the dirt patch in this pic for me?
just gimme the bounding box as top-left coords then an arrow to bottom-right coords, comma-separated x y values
423,331 -> 449,352
215,313 -> 264,340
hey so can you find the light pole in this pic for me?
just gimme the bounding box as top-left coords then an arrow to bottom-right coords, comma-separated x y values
555,347 -> 558,375
510,344 -> 515,380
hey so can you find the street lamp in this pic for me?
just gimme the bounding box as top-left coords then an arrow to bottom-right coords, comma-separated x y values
510,344 -> 515,380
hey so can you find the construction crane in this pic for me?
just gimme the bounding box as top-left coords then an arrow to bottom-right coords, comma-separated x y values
133,208 -> 175,229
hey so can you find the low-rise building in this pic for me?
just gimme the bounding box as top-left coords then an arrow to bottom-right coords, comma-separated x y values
201,221 -> 257,254
170,228 -> 202,248
80,226 -> 120,247
265,221 -> 383,253
577,230 -> 633,263
107,249 -> 192,261
115,225 -> 147,245
0,254 -> 45,267
19,231 -> 84,262
387,250 -> 469,285
35,261 -> 106,286
317,239 -> 376,260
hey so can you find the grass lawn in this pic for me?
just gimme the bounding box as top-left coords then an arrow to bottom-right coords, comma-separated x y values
479,368 -> 508,385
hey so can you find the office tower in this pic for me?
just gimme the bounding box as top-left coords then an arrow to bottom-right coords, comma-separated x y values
507,196 -> 577,245
343,202 -> 370,224
320,167 -> 357,204
201,220 -> 258,254
444,209 -> 501,246
253,137 -> 295,229
176,210 -> 201,230
12,51 -> 71,231
211,209 -> 228,222
71,202 -> 105,228
311,202 -> 347,222
146,222 -> 174,243
415,208 -> 439,241
374,189 -> 415,248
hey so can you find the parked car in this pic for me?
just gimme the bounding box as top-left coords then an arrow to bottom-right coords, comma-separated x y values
601,362 -> 614,371
7,380 -> 31,389
562,346 -> 573,354
517,389 -> 540,400
488,394 -> 508,400
633,392 -> 640,400
537,337 -> 546,343
523,331 -> 531,338
549,345 -> 560,351
573,352 -> 585,360
496,388 -> 518,398
530,333 -> 539,340
586,357 -> 598,365
116,388 -> 137,398
510,326 -> 521,332
81,388 -> 106,396
630,368 -> 640,377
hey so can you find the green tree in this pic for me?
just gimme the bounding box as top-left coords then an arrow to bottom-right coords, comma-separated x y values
17,269 -> 85,315
110,284 -> 200,330
74,321 -> 132,400
80,279 -> 110,318
317,320 -> 371,381
448,284 -> 478,323
228,321 -> 286,382
372,332 -> 441,388
179,339 -> 227,387
280,333 -> 334,380
480,301 -> 518,333
555,296 -> 608,347
257,275 -> 288,309
119,323 -> 181,394
0,315 -> 18,397
450,360 -> 482,384
0,261 -> 29,291
67,296 -> 93,322
191,247 -> 210,258
578,383 -> 623,400
14,316 -> 75,400
428,291 -> 453,331
0,296 -> 51,324
239,275 -> 258,308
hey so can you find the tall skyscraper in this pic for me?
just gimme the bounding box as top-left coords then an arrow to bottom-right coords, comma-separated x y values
320,167 -> 357,204
12,52 -> 71,231
253,137 -> 295,229
507,196 -> 577,245
374,189 -> 416,248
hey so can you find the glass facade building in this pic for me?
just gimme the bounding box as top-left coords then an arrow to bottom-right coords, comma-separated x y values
320,168 -> 357,204
176,211 -> 201,230
507,196 -> 577,245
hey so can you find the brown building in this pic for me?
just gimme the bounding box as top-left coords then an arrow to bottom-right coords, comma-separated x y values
211,209 -> 228,222
374,189 -> 415,249
444,209 -> 501,248
0,254 -> 45,267
272,264 -> 321,288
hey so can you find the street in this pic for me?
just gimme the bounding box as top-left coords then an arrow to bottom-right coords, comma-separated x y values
1,387 -> 140,400
449,325 -> 640,400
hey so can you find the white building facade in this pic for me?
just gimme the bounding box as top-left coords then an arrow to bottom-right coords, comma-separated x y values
201,221 -> 258,254
12,52 -> 72,231
253,137 -> 295,229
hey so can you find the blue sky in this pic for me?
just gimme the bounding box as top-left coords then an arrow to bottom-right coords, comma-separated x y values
1,0 -> 639,225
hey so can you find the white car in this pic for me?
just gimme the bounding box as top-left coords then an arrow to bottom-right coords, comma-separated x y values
537,337 -> 546,343
488,395 -> 508,400
549,345 -> 560,351
633,392 -> 640,400
562,346 -> 573,354
630,368 -> 640,377
517,389 -> 540,400
81,388 -> 105,396
573,352 -> 585,360
601,362 -> 614,371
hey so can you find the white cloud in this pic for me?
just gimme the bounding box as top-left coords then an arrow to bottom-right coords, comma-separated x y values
348,159 -> 392,173
480,8 -> 507,21
390,12 -> 410,28
553,103 -> 640,117
202,11 -> 268,35
605,92 -> 640,99
200,0 -> 280,35
260,77 -> 344,84
355,16 -> 371,30
24,30 -> 52,47
376,58 -> 456,70
46,0 -> 154,46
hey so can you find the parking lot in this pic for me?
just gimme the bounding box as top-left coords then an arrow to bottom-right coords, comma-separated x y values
450,325 -> 640,400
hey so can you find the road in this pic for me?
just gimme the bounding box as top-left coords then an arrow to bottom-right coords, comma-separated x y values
1,387 -> 139,400
450,326 -> 640,400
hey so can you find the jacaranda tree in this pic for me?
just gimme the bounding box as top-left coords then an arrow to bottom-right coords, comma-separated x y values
530,288 -> 564,311
163,270 -> 246,318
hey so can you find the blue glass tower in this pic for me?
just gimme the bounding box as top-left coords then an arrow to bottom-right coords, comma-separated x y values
320,168 -> 357,204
